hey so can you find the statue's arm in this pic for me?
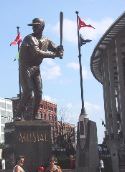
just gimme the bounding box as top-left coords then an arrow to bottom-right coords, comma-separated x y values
48,40 -> 64,55
26,36 -> 60,58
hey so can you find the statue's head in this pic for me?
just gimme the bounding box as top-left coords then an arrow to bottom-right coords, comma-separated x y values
28,18 -> 45,31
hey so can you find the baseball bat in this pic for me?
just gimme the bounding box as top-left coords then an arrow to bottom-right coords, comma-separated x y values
60,11 -> 63,59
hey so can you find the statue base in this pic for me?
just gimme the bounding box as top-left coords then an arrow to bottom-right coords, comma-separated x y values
4,120 -> 52,172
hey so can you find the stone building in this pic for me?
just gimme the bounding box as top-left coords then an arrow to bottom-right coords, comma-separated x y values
0,97 -> 13,143
91,12 -> 125,172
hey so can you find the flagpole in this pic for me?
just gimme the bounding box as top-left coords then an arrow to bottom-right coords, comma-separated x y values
16,26 -> 21,99
76,11 -> 85,115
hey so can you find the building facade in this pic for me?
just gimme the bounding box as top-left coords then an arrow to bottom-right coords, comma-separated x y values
0,98 -> 13,143
91,12 -> 125,172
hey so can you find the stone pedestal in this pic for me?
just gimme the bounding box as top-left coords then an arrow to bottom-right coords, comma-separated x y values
75,119 -> 99,172
4,120 -> 52,172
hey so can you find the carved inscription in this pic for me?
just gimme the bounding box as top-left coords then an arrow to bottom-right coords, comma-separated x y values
17,131 -> 48,143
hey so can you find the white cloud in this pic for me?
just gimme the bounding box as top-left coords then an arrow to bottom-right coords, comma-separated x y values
60,101 -> 104,124
82,67 -> 91,79
67,62 -> 79,70
43,95 -> 57,103
85,101 -> 102,115
58,103 -> 76,123
66,103 -> 73,109
41,59 -> 61,80
53,19 -> 77,43
67,62 -> 92,79
53,17 -> 114,43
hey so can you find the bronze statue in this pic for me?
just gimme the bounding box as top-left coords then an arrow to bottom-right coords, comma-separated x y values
16,18 -> 63,120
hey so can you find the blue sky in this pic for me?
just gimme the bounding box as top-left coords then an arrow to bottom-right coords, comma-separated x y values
0,0 -> 125,143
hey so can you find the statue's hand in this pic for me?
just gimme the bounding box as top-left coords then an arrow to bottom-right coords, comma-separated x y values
56,45 -> 64,51
56,45 -> 64,59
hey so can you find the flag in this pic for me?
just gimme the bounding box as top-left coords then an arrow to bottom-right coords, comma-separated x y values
78,16 -> 95,29
10,33 -> 22,46
79,34 -> 92,46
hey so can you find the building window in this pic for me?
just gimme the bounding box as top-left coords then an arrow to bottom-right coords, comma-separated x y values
1,117 -> 6,124
44,114 -> 46,120
0,109 -> 5,116
1,134 -> 4,143
0,102 -> 5,109
1,126 -> 4,133
54,108 -> 57,113
122,57 -> 125,85
6,103 -> 12,110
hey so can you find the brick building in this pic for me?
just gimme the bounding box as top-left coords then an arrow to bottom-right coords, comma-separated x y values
38,99 -> 57,121
0,98 -> 13,143
11,96 -> 57,121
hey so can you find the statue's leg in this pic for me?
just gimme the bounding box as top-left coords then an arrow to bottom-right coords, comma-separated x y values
32,71 -> 42,119
16,68 -> 33,120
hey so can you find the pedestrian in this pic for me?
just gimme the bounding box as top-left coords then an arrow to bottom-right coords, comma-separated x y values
13,155 -> 25,172
38,165 -> 46,172
99,159 -> 104,172
15,17 -> 63,121
45,157 -> 62,172
1,159 -> 5,170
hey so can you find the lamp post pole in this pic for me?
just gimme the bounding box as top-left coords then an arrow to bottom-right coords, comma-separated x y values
75,11 -> 89,172
76,11 -> 86,116
16,26 -> 21,99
